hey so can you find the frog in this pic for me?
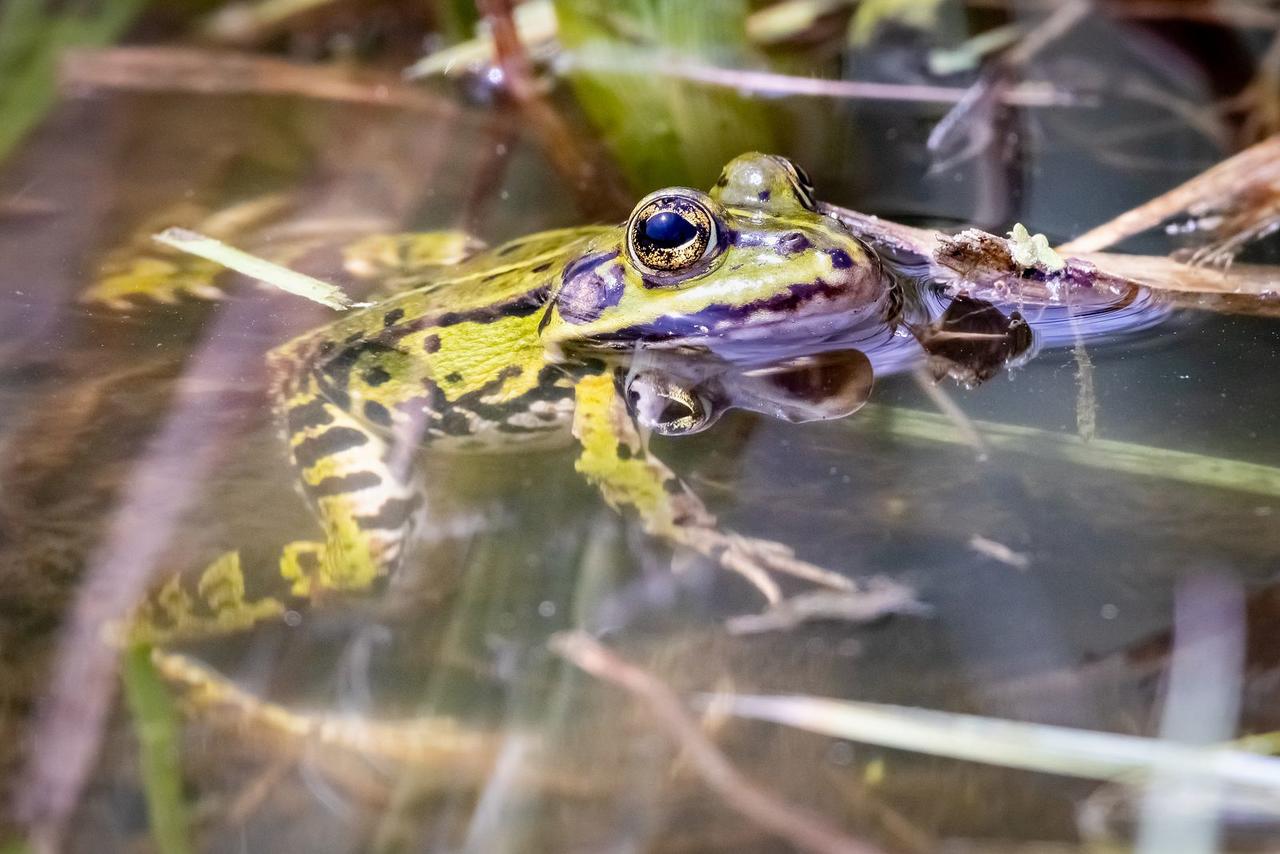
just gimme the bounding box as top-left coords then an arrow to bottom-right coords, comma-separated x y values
99,152 -> 914,627
256,151 -> 902,605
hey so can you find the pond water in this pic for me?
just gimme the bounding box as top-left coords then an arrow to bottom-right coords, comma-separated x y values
1,11 -> 1279,854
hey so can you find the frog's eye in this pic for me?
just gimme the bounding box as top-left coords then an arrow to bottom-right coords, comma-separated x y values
627,194 -> 719,276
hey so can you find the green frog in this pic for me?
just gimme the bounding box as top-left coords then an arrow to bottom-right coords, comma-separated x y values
102,152 -> 920,643
263,151 -> 898,604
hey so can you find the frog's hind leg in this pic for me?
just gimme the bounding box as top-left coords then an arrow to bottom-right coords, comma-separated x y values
273,367 -> 427,598
83,194 -> 294,309
572,372 -> 857,604
342,230 -> 484,293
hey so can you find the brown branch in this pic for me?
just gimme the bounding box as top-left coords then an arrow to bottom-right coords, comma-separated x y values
822,203 -> 1279,299
1060,134 -> 1280,253
563,54 -> 1085,107
475,0 -> 538,101
549,631 -> 886,854
967,0 -> 1280,29
58,47 -> 455,114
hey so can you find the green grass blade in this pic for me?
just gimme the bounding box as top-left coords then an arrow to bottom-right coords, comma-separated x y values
121,645 -> 192,854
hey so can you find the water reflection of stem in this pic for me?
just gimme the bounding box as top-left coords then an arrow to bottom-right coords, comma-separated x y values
551,630 -> 886,854
911,370 -> 989,460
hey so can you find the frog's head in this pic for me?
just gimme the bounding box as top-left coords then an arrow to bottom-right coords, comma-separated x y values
540,152 -> 891,353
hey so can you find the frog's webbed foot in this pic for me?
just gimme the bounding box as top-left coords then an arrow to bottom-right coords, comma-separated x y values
669,527 -> 855,604
125,551 -> 285,647
573,372 -> 870,605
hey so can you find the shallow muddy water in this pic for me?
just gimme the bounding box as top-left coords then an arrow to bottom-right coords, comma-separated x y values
2,13 -> 1279,853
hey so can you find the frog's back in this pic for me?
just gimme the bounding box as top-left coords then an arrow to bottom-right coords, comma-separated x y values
271,226 -> 612,452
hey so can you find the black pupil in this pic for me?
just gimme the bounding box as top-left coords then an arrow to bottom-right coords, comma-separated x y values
643,211 -> 697,248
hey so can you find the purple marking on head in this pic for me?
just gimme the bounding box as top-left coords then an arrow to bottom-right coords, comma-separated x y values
779,232 -> 811,254
557,250 -> 625,324
757,190 -> 771,202
588,279 -> 850,342
827,248 -> 853,269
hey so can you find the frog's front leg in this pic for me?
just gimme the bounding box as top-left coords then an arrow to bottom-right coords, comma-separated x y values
571,372 -> 854,604
270,350 -> 426,598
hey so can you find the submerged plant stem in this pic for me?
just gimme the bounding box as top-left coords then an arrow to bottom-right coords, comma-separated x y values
551,631 -> 885,854
121,645 -> 192,854
153,228 -> 364,311
863,405 -> 1280,498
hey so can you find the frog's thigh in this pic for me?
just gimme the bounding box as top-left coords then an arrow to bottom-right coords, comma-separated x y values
83,194 -> 292,309
342,230 -> 484,282
277,381 -> 426,597
571,372 -> 714,535
571,372 -> 853,603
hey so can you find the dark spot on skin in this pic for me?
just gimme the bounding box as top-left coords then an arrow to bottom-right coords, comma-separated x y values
440,411 -> 471,436
482,273 -> 500,282
363,400 -> 392,427
715,174 -> 729,188
308,470 -> 382,497
779,232 -> 811,254
294,549 -> 320,574
423,334 -> 442,353
286,399 -> 333,434
319,340 -> 399,389
383,307 -> 405,327
293,426 -> 369,469
556,251 -> 624,325
616,443 -> 632,461
444,371 -> 463,384
434,284 -> 551,327
827,248 -> 853,269
757,190 -> 771,202
532,262 -> 552,273
663,478 -> 685,495
354,495 -> 423,531
363,366 -> 392,387
344,331 -> 364,344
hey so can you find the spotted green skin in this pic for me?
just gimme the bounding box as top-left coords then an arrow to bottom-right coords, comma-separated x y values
203,153 -> 890,596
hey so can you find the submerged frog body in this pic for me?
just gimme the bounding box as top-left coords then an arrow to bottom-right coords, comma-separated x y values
263,152 -> 897,600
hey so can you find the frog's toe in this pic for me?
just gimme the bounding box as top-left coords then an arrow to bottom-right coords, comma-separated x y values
125,551 -> 285,646
672,526 -> 855,604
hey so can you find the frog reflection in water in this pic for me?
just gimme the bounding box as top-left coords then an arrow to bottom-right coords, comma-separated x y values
241,151 -> 919,604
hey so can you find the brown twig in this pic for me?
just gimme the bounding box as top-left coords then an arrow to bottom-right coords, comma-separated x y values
967,0 -> 1280,29
549,631 -> 885,854
1059,134 -> 1280,253
562,55 -> 1085,107
475,0 -> 538,101
59,47 -> 454,113
821,202 -> 1279,299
